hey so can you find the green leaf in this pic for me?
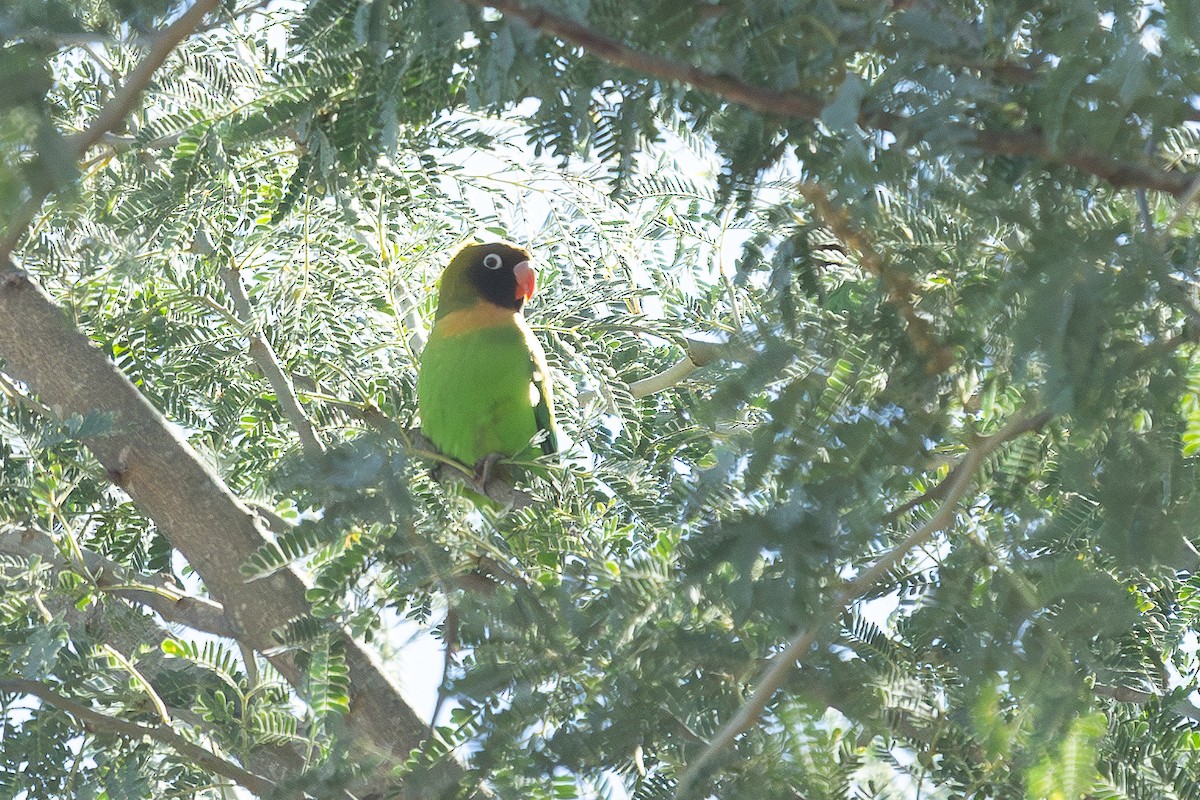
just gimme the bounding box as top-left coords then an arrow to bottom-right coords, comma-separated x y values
305,637 -> 350,718
12,622 -> 68,680
1025,711 -> 1107,800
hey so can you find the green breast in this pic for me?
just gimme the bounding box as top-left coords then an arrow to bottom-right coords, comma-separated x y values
417,318 -> 554,468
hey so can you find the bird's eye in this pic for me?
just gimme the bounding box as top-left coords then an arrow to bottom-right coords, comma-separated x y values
482,253 -> 504,270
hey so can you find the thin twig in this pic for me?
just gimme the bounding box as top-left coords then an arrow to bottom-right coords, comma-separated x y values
72,0 -> 219,155
288,373 -> 397,431
291,373 -> 535,505
1137,189 -> 1154,235
0,526 -> 236,639
721,271 -> 744,332
674,409 -> 1050,797
0,198 -> 50,263
195,0 -> 273,34
100,129 -> 184,153
80,42 -> 120,84
408,428 -> 538,508
461,0 -> 1194,196
100,644 -> 173,725
883,412 -> 1052,523
423,609 -> 459,756
629,358 -> 701,399
0,0 -> 219,261
1093,683 -> 1155,704
0,678 -> 277,797
219,266 -> 325,457
797,182 -> 954,375
1092,683 -> 1200,724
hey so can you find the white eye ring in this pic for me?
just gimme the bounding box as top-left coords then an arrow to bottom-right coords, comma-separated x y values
482,253 -> 504,270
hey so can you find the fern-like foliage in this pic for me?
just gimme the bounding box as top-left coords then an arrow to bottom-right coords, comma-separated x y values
6,0 -> 1200,798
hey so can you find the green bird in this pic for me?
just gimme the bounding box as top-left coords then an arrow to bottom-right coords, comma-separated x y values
417,242 -> 558,485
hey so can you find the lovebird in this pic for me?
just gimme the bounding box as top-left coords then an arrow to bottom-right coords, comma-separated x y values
417,242 -> 558,488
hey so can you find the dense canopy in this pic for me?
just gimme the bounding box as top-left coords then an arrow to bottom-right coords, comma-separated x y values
4,0 -> 1200,798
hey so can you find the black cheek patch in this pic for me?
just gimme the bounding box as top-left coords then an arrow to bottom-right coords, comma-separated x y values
472,259 -> 522,310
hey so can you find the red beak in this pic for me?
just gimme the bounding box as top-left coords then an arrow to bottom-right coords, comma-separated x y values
513,260 -> 536,303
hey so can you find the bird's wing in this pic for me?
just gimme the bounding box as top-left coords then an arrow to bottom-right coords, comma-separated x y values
524,324 -> 559,457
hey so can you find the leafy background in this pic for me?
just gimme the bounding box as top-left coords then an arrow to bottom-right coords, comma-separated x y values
3,0 -> 1200,798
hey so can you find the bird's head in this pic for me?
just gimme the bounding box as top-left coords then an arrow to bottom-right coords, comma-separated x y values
434,241 -> 537,319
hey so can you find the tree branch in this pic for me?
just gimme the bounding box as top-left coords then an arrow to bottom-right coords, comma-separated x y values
0,263 -> 475,797
407,428 -> 539,508
287,376 -> 539,508
464,0 -> 825,116
883,411 -> 1053,523
0,525 -> 236,639
71,0 -> 219,156
0,678 -> 278,797
289,372 -> 398,432
194,0 -> 274,35
675,409 -> 1050,797
0,368 -> 54,416
629,339 -> 733,398
0,0 -> 220,259
219,265 -> 326,458
1092,683 -> 1155,704
462,0 -> 1195,197
1156,174 -> 1200,248
0,2 -> 470,786
797,182 -> 954,375
1092,683 -> 1200,724
0,532 -> 347,795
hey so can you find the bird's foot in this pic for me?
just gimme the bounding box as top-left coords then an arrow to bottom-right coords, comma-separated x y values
473,451 -> 506,491
466,453 -> 534,509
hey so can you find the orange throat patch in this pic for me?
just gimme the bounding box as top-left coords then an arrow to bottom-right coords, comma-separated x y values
432,300 -> 524,337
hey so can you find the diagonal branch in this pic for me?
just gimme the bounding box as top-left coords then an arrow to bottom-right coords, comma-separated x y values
797,182 -> 954,375
1091,683 -> 1200,724
462,0 -> 1195,197
884,410 -> 1054,523
287,373 -> 539,508
0,261 -> 473,798
0,525 -> 236,639
1,531 -> 349,795
0,678 -> 277,797
289,372 -> 399,431
0,368 -> 53,416
674,409 -> 1051,797
219,264 -> 326,458
72,1 -> 220,156
466,0 -> 824,116
0,0 -> 220,259
1156,174 -> 1200,249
